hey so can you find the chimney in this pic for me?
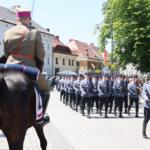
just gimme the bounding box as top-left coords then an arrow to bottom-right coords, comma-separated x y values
69,39 -> 74,42
55,36 -> 59,41
90,43 -> 94,47
46,28 -> 50,32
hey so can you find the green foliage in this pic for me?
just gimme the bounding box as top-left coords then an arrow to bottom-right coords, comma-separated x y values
98,0 -> 150,72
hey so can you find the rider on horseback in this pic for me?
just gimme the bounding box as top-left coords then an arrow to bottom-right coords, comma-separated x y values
3,8 -> 50,127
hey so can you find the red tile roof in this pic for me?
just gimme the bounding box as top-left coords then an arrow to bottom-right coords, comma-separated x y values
52,36 -> 64,47
68,39 -> 102,60
52,36 -> 72,54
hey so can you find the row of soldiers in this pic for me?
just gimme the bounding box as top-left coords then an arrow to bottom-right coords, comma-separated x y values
57,72 -> 141,119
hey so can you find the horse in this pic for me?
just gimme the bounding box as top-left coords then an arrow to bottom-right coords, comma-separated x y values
0,69 -> 47,150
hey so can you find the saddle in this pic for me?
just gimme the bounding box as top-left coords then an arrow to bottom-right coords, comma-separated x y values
0,63 -> 40,81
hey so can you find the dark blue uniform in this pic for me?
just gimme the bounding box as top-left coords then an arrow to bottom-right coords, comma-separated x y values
98,78 -> 110,117
74,78 -> 82,112
91,77 -> 99,113
128,80 -> 139,117
113,78 -> 125,118
68,78 -> 75,108
80,77 -> 93,118
123,78 -> 128,113
142,79 -> 150,138
64,77 -> 69,105
58,77 -> 65,101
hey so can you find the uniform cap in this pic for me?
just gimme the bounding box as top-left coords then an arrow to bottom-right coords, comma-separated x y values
84,71 -> 92,76
98,74 -> 103,78
92,74 -> 99,78
16,10 -> 31,18
103,73 -> 109,78
78,74 -> 83,78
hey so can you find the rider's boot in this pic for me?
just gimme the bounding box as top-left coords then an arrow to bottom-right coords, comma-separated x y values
36,93 -> 50,127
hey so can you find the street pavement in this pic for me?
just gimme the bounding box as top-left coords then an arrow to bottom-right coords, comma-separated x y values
0,89 -> 150,150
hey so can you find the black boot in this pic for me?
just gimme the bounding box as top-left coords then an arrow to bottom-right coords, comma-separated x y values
42,93 -> 50,113
36,93 -> 50,127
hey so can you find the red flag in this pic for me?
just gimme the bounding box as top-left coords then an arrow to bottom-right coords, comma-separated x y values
103,50 -> 108,65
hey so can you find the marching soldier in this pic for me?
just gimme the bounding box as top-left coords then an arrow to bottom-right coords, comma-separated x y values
128,76 -> 140,117
113,75 -> 125,118
108,75 -> 114,113
68,75 -> 76,108
123,75 -> 129,113
74,74 -> 83,112
91,74 -> 99,113
98,74 -> 110,118
63,75 -> 69,105
80,72 -> 93,119
142,74 -> 150,138
3,9 -> 50,126
58,76 -> 65,102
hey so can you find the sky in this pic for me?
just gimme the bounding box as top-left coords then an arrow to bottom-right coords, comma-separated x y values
0,0 -> 110,50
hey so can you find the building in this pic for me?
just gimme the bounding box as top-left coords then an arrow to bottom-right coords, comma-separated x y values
52,36 -> 77,75
67,39 -> 103,73
0,5 -> 53,76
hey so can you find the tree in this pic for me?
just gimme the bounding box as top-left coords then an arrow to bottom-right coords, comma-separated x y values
98,0 -> 150,72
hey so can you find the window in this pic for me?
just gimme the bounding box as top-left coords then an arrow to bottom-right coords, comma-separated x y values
47,58 -> 50,64
72,60 -> 74,66
76,62 -> 79,67
47,44 -> 50,50
69,59 -> 71,65
42,42 -> 45,49
63,59 -> 65,65
56,58 -> 58,64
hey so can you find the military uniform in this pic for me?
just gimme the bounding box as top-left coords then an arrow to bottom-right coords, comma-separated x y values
128,80 -> 139,117
123,77 -> 128,113
108,77 -> 114,113
63,76 -> 69,105
3,10 -> 50,126
58,77 -> 65,101
91,76 -> 99,113
113,77 -> 125,118
142,78 -> 150,138
98,76 -> 110,118
3,23 -> 50,93
80,73 -> 93,118
74,76 -> 82,112
68,76 -> 76,108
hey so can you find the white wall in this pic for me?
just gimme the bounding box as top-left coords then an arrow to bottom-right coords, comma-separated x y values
53,52 -> 77,75
0,21 -> 14,56
41,33 -> 53,77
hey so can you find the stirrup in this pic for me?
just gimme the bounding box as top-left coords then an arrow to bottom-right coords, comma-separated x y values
36,114 -> 50,127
